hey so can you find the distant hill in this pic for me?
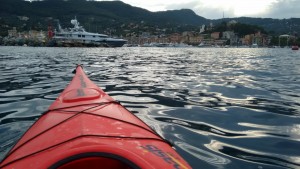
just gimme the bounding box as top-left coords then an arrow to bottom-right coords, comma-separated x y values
0,0 -> 299,36
213,17 -> 300,36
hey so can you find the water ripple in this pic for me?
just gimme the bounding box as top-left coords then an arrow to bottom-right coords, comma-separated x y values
0,47 -> 300,168
155,116 -> 246,137
207,140 -> 300,169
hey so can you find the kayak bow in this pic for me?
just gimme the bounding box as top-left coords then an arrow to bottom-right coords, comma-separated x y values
0,65 -> 191,169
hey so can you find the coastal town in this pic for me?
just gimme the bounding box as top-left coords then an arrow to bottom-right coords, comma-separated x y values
1,0 -> 299,48
1,1 -> 300,169
0,19 -> 298,48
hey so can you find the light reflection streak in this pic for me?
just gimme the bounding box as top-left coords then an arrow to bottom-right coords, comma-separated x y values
239,123 -> 300,140
206,140 -> 300,168
176,141 -> 230,168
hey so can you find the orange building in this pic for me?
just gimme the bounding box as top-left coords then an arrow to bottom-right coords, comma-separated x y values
169,33 -> 182,43
211,32 -> 220,39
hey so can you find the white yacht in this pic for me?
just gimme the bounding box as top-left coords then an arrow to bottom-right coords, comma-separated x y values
52,18 -> 127,47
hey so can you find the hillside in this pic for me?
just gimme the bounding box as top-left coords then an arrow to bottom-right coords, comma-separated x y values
0,0 -> 208,36
213,17 -> 300,35
0,0 -> 299,37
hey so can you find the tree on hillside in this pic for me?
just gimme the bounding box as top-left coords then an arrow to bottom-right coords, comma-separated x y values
232,23 -> 267,36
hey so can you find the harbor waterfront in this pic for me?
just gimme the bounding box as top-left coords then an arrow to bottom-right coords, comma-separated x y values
0,46 -> 299,168
2,18 -> 299,48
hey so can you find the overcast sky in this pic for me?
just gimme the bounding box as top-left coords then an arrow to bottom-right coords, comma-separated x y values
98,0 -> 300,19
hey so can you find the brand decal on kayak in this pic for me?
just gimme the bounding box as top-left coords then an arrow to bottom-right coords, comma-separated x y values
141,145 -> 188,169
77,89 -> 85,96
79,75 -> 87,88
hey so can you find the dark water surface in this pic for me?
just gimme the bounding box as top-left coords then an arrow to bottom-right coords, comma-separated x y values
0,46 -> 299,168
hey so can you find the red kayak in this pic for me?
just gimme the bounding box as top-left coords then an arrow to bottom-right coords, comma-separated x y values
0,65 -> 191,169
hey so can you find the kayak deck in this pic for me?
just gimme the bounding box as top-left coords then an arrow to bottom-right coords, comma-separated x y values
0,65 -> 191,169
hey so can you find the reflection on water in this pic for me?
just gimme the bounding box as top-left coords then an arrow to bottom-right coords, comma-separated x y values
207,140 -> 300,169
0,46 -> 300,168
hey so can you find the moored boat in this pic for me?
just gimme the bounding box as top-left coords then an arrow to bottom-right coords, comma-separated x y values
51,18 -> 127,47
292,45 -> 299,50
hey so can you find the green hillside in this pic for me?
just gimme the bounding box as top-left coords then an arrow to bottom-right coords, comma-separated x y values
0,0 -> 299,37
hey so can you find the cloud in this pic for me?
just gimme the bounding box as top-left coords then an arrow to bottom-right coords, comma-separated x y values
99,0 -> 300,19
164,0 -> 273,19
263,0 -> 300,19
163,0 -> 300,19
200,0 -> 300,19
163,0 -> 232,19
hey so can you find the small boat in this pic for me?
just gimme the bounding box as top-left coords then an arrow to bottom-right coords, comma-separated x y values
292,45 -> 299,50
0,65 -> 191,169
251,43 -> 258,48
198,42 -> 210,48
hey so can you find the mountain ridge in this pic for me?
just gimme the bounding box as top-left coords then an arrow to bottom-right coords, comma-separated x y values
0,0 -> 299,36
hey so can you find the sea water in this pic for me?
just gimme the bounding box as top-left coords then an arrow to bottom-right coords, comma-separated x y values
0,46 -> 299,169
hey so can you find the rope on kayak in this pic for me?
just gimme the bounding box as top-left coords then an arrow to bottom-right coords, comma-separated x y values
53,109 -> 174,147
0,101 -> 117,166
1,100 -> 173,167
42,100 -> 173,147
43,101 -> 119,114
43,100 -> 173,147
118,102 -> 175,147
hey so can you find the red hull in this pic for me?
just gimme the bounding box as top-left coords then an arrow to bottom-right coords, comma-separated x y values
292,45 -> 299,50
0,65 -> 191,169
